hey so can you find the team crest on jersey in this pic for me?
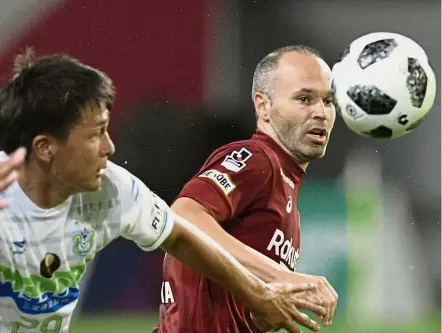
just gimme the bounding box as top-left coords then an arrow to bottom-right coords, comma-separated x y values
221,148 -> 252,172
73,228 -> 95,257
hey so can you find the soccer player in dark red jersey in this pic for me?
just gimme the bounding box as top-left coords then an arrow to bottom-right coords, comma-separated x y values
154,45 -> 339,333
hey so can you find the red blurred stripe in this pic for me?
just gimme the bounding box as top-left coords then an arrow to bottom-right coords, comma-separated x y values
0,0 -> 208,122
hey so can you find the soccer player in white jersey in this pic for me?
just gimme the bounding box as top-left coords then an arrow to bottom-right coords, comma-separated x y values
0,49 -> 325,333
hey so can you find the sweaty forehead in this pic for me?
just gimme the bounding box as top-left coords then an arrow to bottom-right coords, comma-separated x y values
274,53 -> 332,92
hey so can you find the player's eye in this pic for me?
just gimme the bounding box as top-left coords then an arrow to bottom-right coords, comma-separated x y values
324,97 -> 334,106
88,130 -> 105,140
297,96 -> 310,104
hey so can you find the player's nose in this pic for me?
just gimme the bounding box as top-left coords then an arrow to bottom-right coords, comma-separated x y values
101,132 -> 115,157
311,100 -> 328,120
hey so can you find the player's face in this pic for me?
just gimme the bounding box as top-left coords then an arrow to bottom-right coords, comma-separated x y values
51,105 -> 115,192
269,53 -> 336,163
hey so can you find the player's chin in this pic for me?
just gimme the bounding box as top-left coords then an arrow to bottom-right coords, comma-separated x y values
304,144 -> 327,160
80,177 -> 102,192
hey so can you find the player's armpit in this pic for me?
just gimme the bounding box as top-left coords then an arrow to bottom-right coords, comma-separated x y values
178,145 -> 273,222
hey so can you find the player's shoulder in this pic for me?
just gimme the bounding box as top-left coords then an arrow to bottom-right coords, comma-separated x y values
207,138 -> 274,172
217,136 -> 270,151
102,160 -> 133,185
99,160 -> 146,200
94,161 -> 147,206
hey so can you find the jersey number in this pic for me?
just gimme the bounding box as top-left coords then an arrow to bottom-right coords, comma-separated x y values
12,315 -> 62,333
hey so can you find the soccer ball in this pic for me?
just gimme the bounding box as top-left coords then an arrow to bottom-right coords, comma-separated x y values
331,32 -> 436,139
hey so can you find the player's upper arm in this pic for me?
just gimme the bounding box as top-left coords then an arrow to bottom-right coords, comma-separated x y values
110,163 -> 175,251
177,144 -> 273,223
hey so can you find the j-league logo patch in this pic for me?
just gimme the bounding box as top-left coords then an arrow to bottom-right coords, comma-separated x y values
221,148 -> 252,172
73,228 -> 95,257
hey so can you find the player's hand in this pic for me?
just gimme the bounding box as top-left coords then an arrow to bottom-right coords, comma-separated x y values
249,282 -> 326,333
0,147 -> 26,208
286,273 -> 339,326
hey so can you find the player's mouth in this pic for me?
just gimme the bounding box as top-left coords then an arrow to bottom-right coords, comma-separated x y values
95,164 -> 107,177
305,127 -> 327,145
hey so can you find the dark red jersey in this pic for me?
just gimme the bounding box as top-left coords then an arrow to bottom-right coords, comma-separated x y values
154,131 -> 305,333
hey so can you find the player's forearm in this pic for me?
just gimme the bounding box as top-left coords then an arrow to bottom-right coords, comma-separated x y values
160,215 -> 265,310
231,242 -> 292,282
171,198 -> 289,283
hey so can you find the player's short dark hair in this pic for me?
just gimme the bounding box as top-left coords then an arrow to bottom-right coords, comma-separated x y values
251,45 -> 322,102
0,48 -> 115,155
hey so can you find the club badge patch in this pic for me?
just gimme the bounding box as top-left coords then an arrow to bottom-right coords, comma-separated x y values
73,228 -> 95,257
221,148 -> 252,172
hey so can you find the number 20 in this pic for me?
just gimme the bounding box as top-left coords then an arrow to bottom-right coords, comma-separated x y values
12,315 -> 62,333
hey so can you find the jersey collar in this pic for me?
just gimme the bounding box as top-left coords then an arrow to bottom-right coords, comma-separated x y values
252,130 -> 306,178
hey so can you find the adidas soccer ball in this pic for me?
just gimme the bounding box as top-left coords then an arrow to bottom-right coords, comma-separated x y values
331,32 -> 436,139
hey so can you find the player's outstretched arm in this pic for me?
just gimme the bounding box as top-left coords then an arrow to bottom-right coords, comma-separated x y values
0,147 -> 26,208
172,197 -> 339,326
160,214 -> 325,333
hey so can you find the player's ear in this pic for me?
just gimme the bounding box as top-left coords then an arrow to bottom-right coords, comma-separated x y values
32,134 -> 59,163
254,92 -> 271,122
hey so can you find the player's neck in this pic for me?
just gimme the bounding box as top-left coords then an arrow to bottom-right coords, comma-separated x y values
256,123 -> 309,171
16,160 -> 73,209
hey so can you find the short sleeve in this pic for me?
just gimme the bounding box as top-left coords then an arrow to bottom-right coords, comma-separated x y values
178,144 -> 273,222
119,172 -> 175,251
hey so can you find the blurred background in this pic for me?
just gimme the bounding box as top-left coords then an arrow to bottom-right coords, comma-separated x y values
0,0 -> 439,332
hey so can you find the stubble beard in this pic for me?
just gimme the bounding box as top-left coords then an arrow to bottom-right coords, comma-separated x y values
269,108 -> 327,164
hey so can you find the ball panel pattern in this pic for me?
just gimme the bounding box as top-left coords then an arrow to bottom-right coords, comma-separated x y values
407,58 -> 428,108
347,85 -> 397,115
364,125 -> 393,139
357,38 -> 398,69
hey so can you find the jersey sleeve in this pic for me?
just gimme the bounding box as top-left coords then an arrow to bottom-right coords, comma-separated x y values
177,144 -> 273,222
114,165 -> 175,251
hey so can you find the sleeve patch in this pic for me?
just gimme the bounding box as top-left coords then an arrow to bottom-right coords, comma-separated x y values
198,169 -> 236,195
150,192 -> 169,235
220,148 -> 252,172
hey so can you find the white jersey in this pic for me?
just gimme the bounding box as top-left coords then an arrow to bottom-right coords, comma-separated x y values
0,153 -> 175,333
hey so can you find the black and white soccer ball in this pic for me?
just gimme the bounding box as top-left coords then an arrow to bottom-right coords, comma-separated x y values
332,32 -> 436,139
